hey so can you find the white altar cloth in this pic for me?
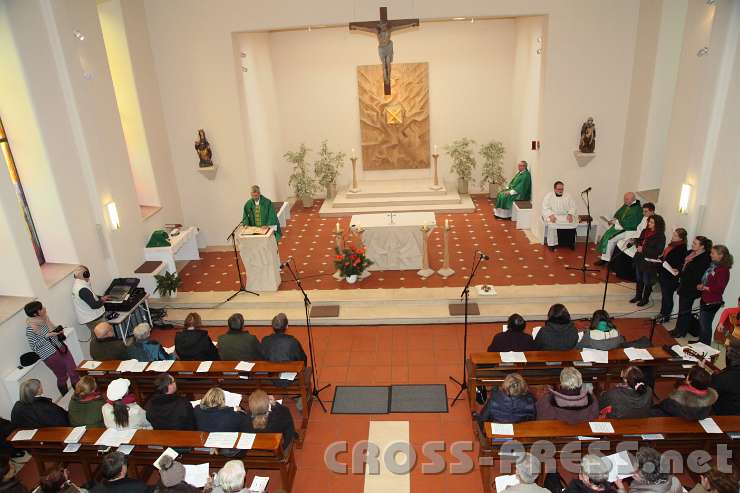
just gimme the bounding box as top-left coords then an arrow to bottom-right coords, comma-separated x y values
237,228 -> 281,292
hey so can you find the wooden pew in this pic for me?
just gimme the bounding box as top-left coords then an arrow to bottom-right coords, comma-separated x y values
467,347 -> 689,409
76,360 -> 312,446
478,416 -> 740,493
9,427 -> 295,492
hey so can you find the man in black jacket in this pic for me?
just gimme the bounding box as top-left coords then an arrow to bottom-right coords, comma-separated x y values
145,374 -> 196,430
712,347 -> 740,415
262,313 -> 306,364
91,451 -> 152,492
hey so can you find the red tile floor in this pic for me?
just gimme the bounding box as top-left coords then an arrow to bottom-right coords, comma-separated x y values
178,196 -> 615,292
17,320 -> 677,492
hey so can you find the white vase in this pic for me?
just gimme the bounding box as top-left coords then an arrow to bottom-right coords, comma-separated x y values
346,274 -> 358,284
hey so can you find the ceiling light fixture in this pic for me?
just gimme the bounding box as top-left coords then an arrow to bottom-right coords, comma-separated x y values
697,46 -> 710,57
73,30 -> 85,41
706,0 -> 717,5
452,17 -> 466,21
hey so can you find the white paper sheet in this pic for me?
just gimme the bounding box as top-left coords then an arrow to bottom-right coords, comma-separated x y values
80,361 -> 101,369
64,426 -> 86,444
280,372 -> 298,381
623,348 -> 654,361
604,450 -> 635,482
662,261 -> 679,276
502,324 -> 508,332
63,443 -> 81,453
11,429 -> 37,441
190,400 -> 201,407
154,447 -> 179,470
116,359 -> 148,373
196,361 -> 212,373
147,360 -> 174,372
578,331 -> 585,342
500,352 -> 527,363
641,434 -> 665,440
235,361 -> 255,372
204,432 -> 238,448
184,463 -> 210,488
223,390 -> 243,408
699,417 -> 723,434
689,342 -> 720,357
95,429 -> 137,447
581,349 -> 609,364
117,444 -> 135,455
249,476 -> 270,492
589,422 -> 615,434
164,345 -> 176,355
531,326 -> 541,338
495,474 -> 520,492
236,432 -> 256,450
491,423 -> 515,435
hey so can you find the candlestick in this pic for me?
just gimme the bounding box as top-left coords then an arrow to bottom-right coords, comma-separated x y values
336,222 -> 340,233
430,152 -> 443,191
348,157 -> 360,193
351,148 -> 356,159
434,144 -> 438,154
417,222 -> 434,278
445,218 -> 449,229
437,220 -> 455,278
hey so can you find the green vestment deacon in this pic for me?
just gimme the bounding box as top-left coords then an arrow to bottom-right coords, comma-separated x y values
495,169 -> 532,210
242,196 -> 281,240
596,201 -> 642,253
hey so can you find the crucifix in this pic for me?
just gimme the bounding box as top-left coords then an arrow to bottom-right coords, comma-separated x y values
349,7 -> 419,95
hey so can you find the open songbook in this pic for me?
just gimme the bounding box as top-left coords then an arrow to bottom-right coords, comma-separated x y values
241,226 -> 270,235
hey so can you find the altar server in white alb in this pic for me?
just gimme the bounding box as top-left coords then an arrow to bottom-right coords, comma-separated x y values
541,181 -> 578,250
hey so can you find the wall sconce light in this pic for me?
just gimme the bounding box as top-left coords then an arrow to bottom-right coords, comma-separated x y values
106,201 -> 120,230
697,47 -> 710,57
678,184 -> 692,214
73,30 -> 85,41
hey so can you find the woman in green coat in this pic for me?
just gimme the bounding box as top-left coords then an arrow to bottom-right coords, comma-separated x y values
68,376 -> 105,428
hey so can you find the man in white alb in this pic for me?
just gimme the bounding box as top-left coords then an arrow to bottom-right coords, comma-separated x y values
541,181 -> 578,250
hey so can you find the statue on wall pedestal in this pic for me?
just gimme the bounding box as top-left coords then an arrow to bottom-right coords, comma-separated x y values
194,129 -> 213,168
579,117 -> 596,153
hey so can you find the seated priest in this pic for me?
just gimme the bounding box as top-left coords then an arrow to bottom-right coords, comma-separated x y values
593,192 -> 642,266
541,181 -> 578,250
242,185 -> 281,240
608,202 -> 656,280
494,160 -> 531,219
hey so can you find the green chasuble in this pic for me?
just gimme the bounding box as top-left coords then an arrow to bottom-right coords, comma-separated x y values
494,169 -> 532,210
242,196 -> 281,240
596,201 -> 642,253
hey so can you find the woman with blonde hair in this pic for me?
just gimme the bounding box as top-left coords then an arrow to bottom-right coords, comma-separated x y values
193,388 -> 248,433
68,376 -> 105,428
244,390 -> 297,450
476,373 -> 536,429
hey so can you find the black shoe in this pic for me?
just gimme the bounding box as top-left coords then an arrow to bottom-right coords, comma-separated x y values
548,245 -> 556,251
593,259 -> 607,267
668,329 -> 683,338
629,296 -> 641,303
636,298 -> 650,307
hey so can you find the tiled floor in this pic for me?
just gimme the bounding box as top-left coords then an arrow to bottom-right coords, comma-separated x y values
178,195 -> 611,292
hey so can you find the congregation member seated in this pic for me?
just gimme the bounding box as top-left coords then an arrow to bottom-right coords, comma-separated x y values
628,447 -> 682,493
217,313 -> 263,361
90,451 -> 152,492
145,374 -> 196,430
193,388 -> 249,432
477,373 -> 536,430
688,467 -> 739,493
90,322 -> 128,361
244,390 -> 297,450
262,313 -> 307,364
102,378 -> 152,431
534,304 -> 579,351
657,228 -> 689,322
632,214 -> 667,306
536,367 -> 599,424
175,312 -> 219,361
209,460 -> 248,493
0,454 -> 28,493
541,181 -> 578,251
652,366 -> 717,420
154,456 -> 199,493
36,464 -> 88,493
11,379 -> 68,429
499,453 -> 549,493
577,310 -> 624,351
711,346 -> 740,415
68,376 -> 105,428
598,366 -> 652,419
488,314 -> 535,352
493,160 -> 532,220
559,454 -> 623,493
127,323 -> 175,362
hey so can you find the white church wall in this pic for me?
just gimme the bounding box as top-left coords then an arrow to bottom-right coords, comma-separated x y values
143,0 -> 640,246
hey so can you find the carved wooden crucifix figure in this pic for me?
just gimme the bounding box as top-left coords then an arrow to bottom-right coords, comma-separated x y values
349,7 -> 419,95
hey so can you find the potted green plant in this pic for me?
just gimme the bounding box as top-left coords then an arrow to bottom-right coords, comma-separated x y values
445,138 -> 477,194
286,144 -> 319,208
480,140 -> 506,198
154,271 -> 182,298
334,244 -> 373,284
313,140 -> 346,200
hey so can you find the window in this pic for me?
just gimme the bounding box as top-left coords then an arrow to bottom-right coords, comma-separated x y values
0,116 -> 45,265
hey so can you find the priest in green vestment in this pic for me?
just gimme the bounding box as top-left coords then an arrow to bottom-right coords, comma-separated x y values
494,161 -> 532,219
242,185 -> 282,240
594,192 -> 642,264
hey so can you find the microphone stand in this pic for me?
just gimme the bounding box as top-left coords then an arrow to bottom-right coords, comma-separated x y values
282,259 -> 330,413
600,243 -> 630,311
450,252 -> 486,407
225,221 -> 259,302
567,188 -> 599,283
650,305 -> 706,343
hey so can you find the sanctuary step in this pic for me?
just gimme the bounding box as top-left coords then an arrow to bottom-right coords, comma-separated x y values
319,179 -> 475,216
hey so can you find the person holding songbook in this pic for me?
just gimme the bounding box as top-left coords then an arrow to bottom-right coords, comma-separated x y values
494,161 -> 531,219
657,228 -> 688,322
631,215 -> 666,307
594,192 -> 643,265
242,185 -> 281,240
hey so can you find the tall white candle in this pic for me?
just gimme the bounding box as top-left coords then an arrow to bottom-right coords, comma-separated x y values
434,144 -> 438,154
445,218 -> 449,229
336,221 -> 340,233
351,148 -> 356,159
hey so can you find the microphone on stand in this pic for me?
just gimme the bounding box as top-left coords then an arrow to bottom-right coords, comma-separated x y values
581,186 -> 592,194
280,256 -> 293,269
478,251 -> 490,261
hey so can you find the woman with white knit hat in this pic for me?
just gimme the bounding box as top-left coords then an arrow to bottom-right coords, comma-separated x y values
101,378 -> 152,431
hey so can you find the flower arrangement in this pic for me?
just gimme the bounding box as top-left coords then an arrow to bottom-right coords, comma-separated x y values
313,139 -> 346,188
480,140 -> 506,186
334,245 -> 373,278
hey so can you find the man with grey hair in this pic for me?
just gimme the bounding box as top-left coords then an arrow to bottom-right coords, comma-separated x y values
126,323 -> 174,362
500,453 -> 550,493
558,454 -> 626,493
536,367 -> 599,424
628,447 -> 682,493
241,184 -> 281,240
261,313 -> 306,364
10,378 -> 69,428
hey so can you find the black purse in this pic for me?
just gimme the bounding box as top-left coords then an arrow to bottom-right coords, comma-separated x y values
475,385 -> 488,405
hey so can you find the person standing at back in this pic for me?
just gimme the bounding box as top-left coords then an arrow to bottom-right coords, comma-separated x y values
71,266 -> 111,333
261,313 -> 306,364
217,313 -> 262,361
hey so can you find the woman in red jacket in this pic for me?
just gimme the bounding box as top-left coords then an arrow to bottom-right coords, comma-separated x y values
697,245 -> 733,345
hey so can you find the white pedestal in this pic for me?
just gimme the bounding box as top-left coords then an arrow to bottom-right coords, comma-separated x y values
513,203 -> 532,230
